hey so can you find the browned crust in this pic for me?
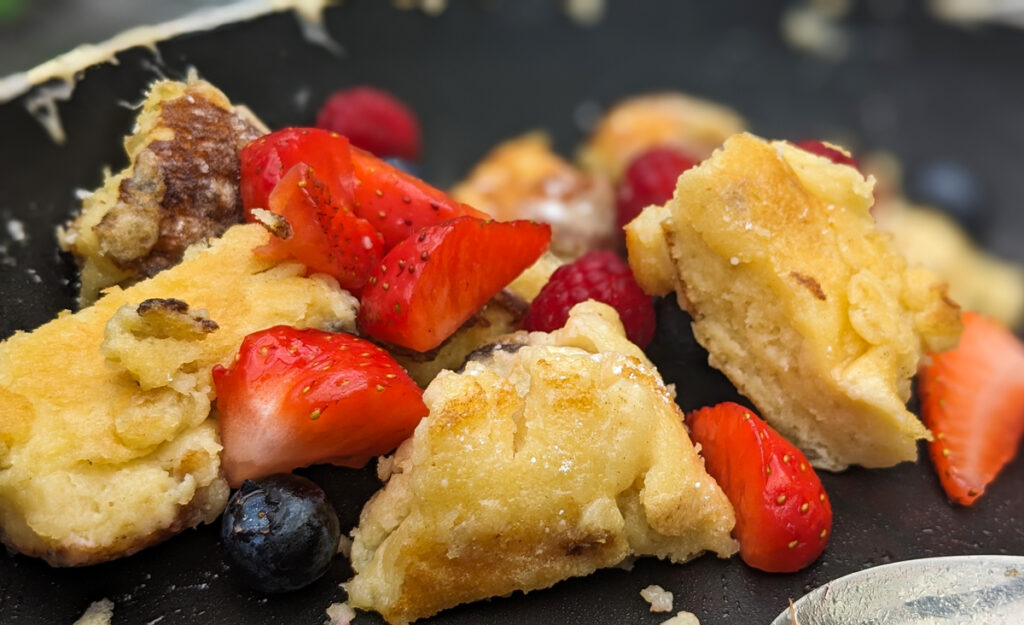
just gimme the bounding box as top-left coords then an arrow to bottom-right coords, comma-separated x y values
0,479 -> 226,567
790,271 -> 827,301
95,87 -> 263,279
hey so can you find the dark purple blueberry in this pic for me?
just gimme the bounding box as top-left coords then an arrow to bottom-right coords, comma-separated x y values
220,473 -> 340,593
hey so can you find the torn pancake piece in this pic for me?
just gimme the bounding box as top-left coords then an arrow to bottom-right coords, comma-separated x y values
0,224 -> 357,566
625,133 -> 962,471
347,302 -> 737,625
59,78 -> 266,304
450,132 -> 616,260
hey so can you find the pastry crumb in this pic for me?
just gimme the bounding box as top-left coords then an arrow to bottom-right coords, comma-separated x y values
325,601 -> 356,625
660,610 -> 701,625
640,584 -> 674,612
72,598 -> 114,625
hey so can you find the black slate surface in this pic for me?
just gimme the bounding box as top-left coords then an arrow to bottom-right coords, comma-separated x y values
0,2 -> 1022,624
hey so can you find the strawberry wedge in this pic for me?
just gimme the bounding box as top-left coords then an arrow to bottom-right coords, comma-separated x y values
687,402 -> 832,573
240,128 -> 486,255
349,147 -> 489,250
253,162 -> 383,292
213,327 -> 427,487
358,217 -> 551,352
240,128 -> 355,218
919,311 -> 1024,506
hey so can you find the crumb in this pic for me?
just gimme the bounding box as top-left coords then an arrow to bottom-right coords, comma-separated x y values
376,454 -> 396,481
337,534 -> 353,558
640,584 -> 674,613
780,0 -> 851,60
564,0 -> 606,25
6,219 -> 25,243
325,601 -> 356,625
660,610 -> 701,625
72,598 -> 114,625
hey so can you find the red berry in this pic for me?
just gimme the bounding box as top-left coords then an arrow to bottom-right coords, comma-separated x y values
794,140 -> 858,169
616,147 -> 697,232
686,402 -> 832,573
358,217 -> 552,352
523,250 -> 655,348
315,86 -> 422,161
213,327 -> 427,487
919,311 -> 1024,506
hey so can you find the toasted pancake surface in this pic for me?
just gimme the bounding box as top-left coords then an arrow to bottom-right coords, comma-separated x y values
347,302 -> 737,624
0,224 -> 357,565
451,132 -> 615,259
578,92 -> 746,182
875,199 -> 1024,329
626,133 -> 962,470
59,78 -> 265,304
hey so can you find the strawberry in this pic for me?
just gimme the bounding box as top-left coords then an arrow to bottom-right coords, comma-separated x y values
315,86 -> 422,161
358,216 -> 551,352
253,162 -> 383,292
686,402 -> 832,573
919,311 -> 1024,506
239,128 -> 485,255
240,128 -> 354,219
349,147 -> 489,251
213,326 -> 428,487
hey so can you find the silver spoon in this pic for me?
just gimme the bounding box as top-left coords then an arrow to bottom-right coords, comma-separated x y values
770,555 -> 1024,624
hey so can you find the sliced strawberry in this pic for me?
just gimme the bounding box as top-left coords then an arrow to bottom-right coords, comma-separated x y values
358,216 -> 551,352
254,162 -> 383,292
213,326 -> 428,487
240,128 -> 354,218
240,128 -> 486,254
919,311 -> 1024,506
349,147 -> 489,251
686,402 -> 832,573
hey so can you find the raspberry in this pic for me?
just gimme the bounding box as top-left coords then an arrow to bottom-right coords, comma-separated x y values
315,86 -> 422,160
523,251 -> 655,348
794,140 -> 858,169
616,147 -> 697,233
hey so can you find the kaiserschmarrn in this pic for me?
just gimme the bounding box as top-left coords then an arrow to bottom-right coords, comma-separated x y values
625,133 -> 962,471
59,78 -> 265,304
347,302 -> 737,624
0,224 -> 357,565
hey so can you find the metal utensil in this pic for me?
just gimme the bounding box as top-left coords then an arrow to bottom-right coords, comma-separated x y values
771,555 -> 1024,624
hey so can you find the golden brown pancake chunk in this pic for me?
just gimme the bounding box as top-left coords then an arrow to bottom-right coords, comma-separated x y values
578,92 -> 746,183
59,78 -> 265,304
0,224 -> 357,566
347,302 -> 737,624
875,198 -> 1024,329
451,132 -> 615,259
626,133 -> 962,471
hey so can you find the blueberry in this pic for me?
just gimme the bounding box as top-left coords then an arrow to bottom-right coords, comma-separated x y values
910,159 -> 987,237
220,473 -> 341,593
383,156 -> 421,178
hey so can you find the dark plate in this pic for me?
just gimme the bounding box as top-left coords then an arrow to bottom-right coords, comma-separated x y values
1,2 -> 1022,624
